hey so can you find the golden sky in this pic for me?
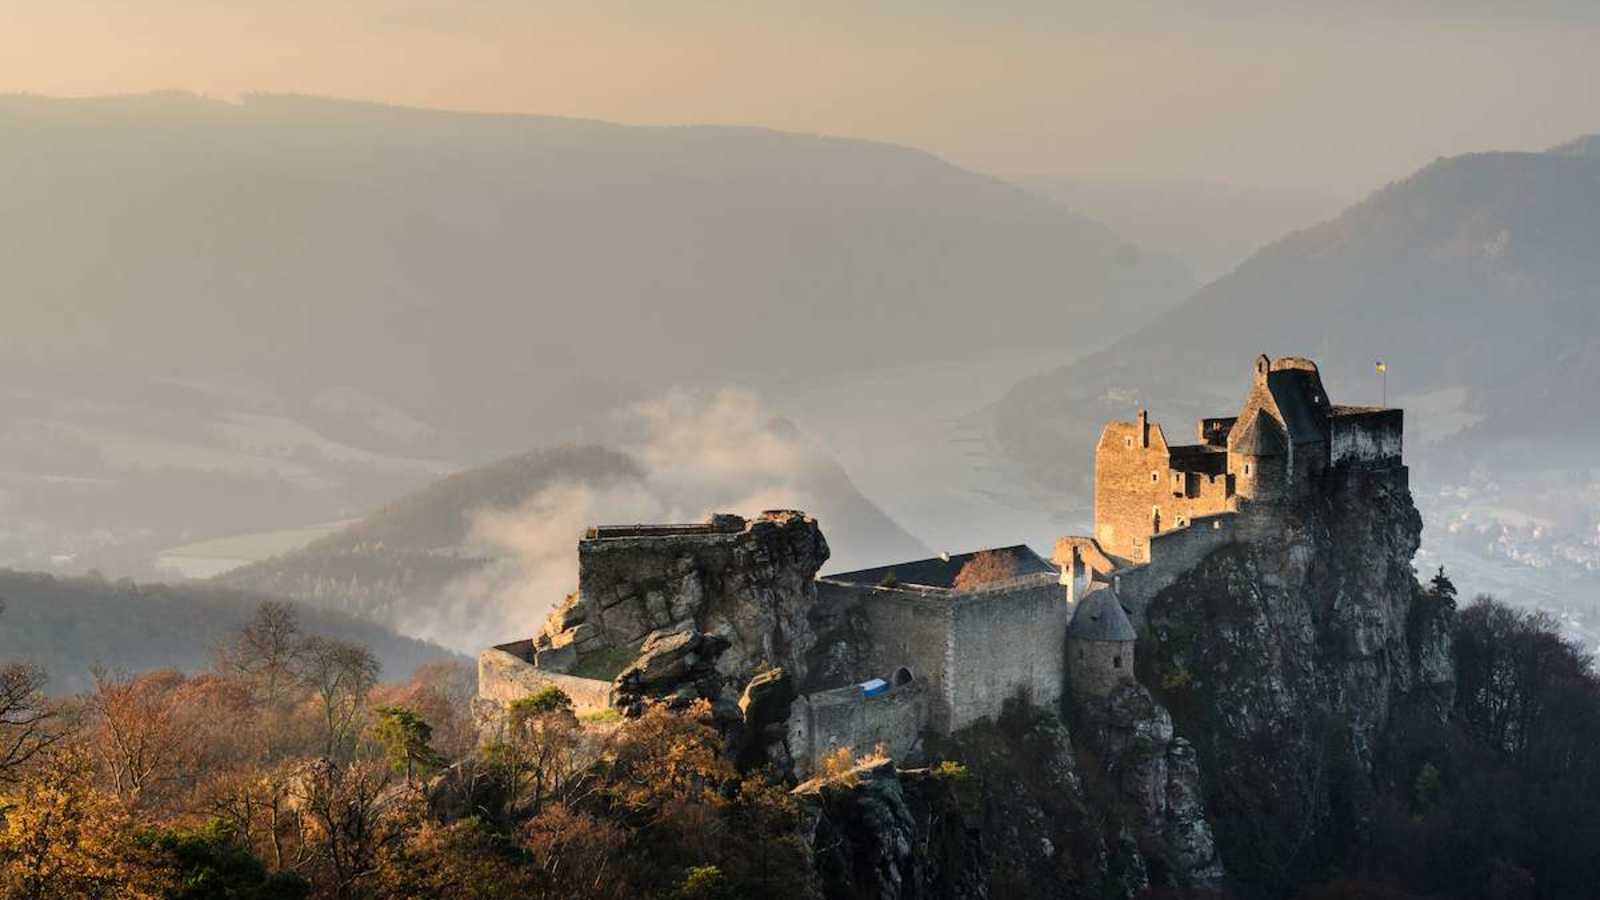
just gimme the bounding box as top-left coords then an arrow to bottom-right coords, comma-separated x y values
3,1 -> 1595,191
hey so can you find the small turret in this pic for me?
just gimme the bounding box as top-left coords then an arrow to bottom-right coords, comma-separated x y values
1066,586 -> 1136,697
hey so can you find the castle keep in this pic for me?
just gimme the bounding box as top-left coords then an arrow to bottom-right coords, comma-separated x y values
477,355 -> 1405,776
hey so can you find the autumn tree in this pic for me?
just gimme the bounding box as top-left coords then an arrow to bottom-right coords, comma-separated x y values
0,661 -> 60,785
291,758 -> 417,899
0,600 -> 67,783
952,549 -> 1017,590
0,745 -> 171,898
520,803 -> 635,900
483,687 -> 587,819
371,705 -> 445,785
86,668 -> 196,810
373,818 -> 533,900
369,659 -> 477,762
299,637 -> 380,761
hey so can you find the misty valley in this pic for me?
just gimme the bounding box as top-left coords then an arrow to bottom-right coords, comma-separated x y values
2,79 -> 1600,900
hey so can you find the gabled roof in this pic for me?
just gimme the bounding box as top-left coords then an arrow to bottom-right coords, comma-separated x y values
1067,587 -> 1136,642
1231,410 -> 1287,456
820,545 -> 1055,590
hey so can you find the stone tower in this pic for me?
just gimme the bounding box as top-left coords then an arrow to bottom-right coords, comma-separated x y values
1066,586 -> 1137,697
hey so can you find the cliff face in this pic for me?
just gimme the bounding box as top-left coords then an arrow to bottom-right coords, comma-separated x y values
538,511 -> 831,689
1138,468 -> 1455,892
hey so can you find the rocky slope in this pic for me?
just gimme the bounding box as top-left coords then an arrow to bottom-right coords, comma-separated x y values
1136,469 -> 1455,893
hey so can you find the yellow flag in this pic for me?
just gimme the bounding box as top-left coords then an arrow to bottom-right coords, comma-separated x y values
1375,361 -> 1387,373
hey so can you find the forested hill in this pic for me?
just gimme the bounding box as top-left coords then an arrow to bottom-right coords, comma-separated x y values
219,441 -> 929,653
0,570 -> 455,694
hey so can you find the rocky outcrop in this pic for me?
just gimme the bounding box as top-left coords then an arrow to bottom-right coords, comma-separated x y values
1077,683 -> 1223,887
1138,467 -> 1455,892
931,700 -> 1152,900
610,629 -> 733,719
537,511 -> 831,691
794,759 -> 985,900
737,666 -> 799,771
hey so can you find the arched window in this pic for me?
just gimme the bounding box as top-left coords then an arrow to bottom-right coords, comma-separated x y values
893,666 -> 914,686
1244,463 -> 1253,476
1113,655 -> 1123,669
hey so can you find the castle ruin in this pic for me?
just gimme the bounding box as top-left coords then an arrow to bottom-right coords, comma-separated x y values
477,355 -> 1406,776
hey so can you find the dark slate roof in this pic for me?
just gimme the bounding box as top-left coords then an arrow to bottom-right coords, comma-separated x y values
1067,587 -> 1137,642
1231,410 -> 1287,456
821,545 -> 1056,590
1265,369 -> 1331,445
1168,444 -> 1228,475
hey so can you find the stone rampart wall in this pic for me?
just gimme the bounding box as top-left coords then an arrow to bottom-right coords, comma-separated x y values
1113,511 -> 1245,625
945,575 -> 1071,730
477,644 -> 614,712
830,583 -> 955,718
789,679 -> 928,779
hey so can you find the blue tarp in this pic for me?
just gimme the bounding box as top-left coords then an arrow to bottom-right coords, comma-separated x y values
859,678 -> 889,698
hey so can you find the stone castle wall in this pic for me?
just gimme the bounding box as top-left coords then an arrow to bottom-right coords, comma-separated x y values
788,678 -> 928,779
814,572 -> 1072,734
815,580 -> 955,717
1095,417 -> 1236,563
1331,410 -> 1403,466
478,641 -> 614,712
945,574 -> 1072,731
1109,511 -> 1247,625
1068,637 -> 1135,697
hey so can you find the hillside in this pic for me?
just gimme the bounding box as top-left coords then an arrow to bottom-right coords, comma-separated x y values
990,142 -> 1600,649
993,146 -> 1600,493
220,441 -> 929,652
0,91 -> 1188,580
0,569 -> 455,694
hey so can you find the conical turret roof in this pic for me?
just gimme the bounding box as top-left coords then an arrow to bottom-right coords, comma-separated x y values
1067,586 -> 1136,642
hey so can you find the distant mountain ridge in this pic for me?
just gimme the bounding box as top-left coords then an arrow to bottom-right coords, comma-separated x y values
0,91 -> 1192,457
992,143 -> 1600,493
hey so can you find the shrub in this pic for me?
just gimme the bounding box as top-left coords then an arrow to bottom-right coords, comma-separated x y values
952,550 -> 1017,590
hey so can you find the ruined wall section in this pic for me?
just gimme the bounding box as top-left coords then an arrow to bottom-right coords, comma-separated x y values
1111,511 -> 1249,627
477,641 -> 614,717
